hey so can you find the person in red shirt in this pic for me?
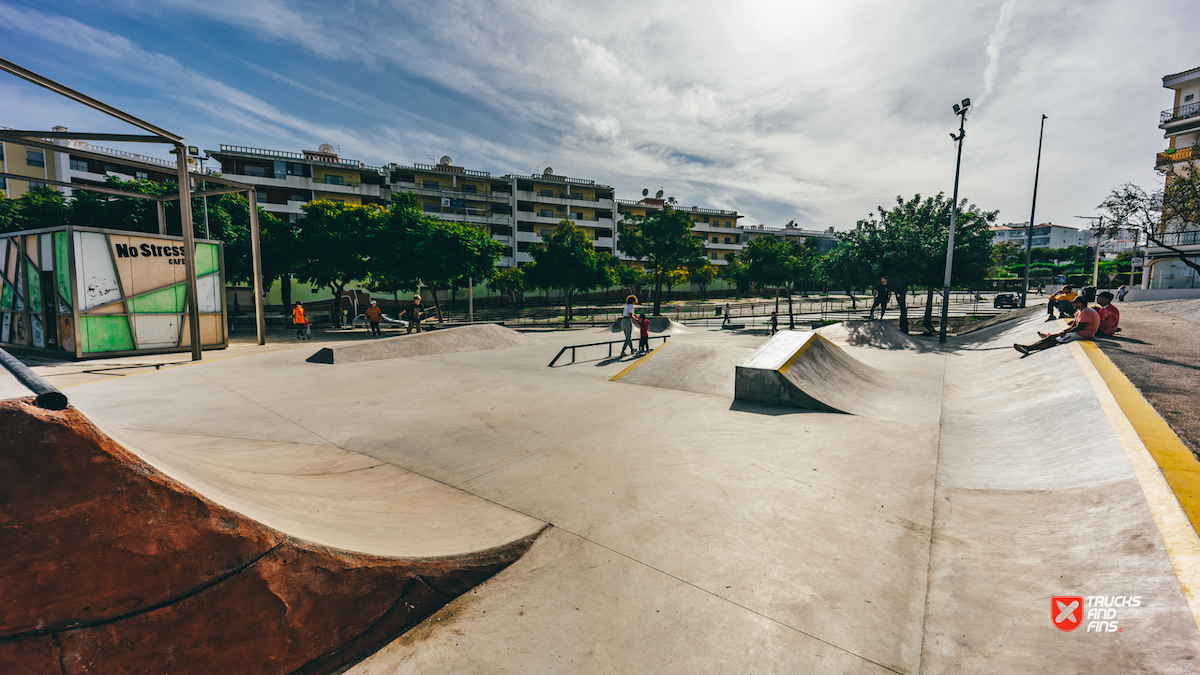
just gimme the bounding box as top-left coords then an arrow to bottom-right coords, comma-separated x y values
1095,291 -> 1121,337
637,313 -> 650,353
1014,297 -> 1099,355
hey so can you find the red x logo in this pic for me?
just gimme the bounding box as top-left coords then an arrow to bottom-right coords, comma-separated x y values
1053,596 -> 1084,631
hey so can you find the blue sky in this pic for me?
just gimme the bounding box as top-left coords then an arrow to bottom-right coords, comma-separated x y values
1,0 -> 1196,231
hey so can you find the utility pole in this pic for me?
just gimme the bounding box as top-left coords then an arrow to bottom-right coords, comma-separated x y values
1074,215 -> 1103,289
1021,115 -> 1048,308
940,98 -> 972,344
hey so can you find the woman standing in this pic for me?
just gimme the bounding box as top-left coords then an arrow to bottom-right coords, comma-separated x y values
620,295 -> 637,357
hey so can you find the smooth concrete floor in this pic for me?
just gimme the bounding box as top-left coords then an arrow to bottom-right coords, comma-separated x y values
32,319 -> 1200,674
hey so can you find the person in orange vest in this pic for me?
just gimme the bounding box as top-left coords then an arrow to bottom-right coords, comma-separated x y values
292,301 -> 307,340
365,300 -> 383,337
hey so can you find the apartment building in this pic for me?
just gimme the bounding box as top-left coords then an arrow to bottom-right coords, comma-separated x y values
615,196 -> 742,265
742,221 -> 839,254
1146,66 -> 1200,291
990,223 -> 1078,249
206,144 -> 387,223
2,126 -> 179,200
387,156 -> 515,265
510,169 -> 616,265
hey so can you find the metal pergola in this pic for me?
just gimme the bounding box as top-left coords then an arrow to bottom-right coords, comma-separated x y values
0,57 -> 267,359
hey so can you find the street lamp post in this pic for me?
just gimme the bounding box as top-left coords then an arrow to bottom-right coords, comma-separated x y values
940,98 -> 972,344
1021,115 -> 1048,308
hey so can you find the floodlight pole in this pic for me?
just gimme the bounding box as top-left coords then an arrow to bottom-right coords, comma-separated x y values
940,105 -> 970,344
248,189 -> 266,345
1021,115 -> 1047,308
175,147 -> 203,361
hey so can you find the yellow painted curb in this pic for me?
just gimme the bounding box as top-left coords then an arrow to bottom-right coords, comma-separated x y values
609,342 -> 670,382
1070,341 -> 1200,632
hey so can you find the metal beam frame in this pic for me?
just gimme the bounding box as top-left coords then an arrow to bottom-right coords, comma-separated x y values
0,173 -> 160,200
0,57 -> 269,356
2,131 -> 171,143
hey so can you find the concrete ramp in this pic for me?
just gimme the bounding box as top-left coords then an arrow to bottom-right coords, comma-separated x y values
734,330 -> 903,415
608,316 -> 687,334
308,323 -> 539,364
611,343 -> 754,398
817,319 -> 925,350
0,399 -> 543,675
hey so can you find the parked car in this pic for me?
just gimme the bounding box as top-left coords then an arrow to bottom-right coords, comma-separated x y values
994,292 -> 1020,308
350,313 -> 406,328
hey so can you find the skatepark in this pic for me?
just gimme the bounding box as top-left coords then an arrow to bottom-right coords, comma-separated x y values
3,314 -> 1200,674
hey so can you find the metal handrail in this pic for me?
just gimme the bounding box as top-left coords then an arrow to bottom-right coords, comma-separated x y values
0,347 -> 67,409
548,335 -> 670,367
1161,101 -> 1200,125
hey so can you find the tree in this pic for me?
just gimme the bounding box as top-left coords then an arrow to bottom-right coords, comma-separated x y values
490,267 -> 526,306
616,199 -> 705,315
292,200 -> 387,326
720,253 -> 751,294
522,221 -> 618,327
991,241 -> 1024,270
688,260 -> 719,299
823,193 -> 996,333
3,186 -> 70,232
613,263 -> 643,302
412,218 -> 504,322
1100,170 -> 1200,277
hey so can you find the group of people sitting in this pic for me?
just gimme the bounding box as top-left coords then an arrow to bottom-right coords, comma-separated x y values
1013,285 -> 1121,355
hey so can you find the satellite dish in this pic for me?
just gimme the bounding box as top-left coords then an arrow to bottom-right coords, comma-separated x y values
642,188 -> 649,197
655,189 -> 664,199
439,156 -> 453,166
544,167 -> 554,175
318,143 -> 336,154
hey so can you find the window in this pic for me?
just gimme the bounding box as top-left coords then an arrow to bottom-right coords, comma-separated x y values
329,199 -> 344,203
244,165 -> 267,177
423,180 -> 440,189
539,189 -> 554,197
539,209 -> 554,217
517,241 -> 532,252
324,175 -> 345,185
0,144 -> 4,161
135,171 -> 148,181
712,237 -> 719,243
1032,236 -> 1050,246
274,161 -> 286,178
1187,94 -> 1196,103
1034,227 -> 1050,236
28,181 -> 47,190
69,157 -> 89,172
724,238 -> 731,244
26,150 -> 44,167
572,212 -> 584,220
462,184 -> 477,194
539,228 -> 553,237
570,192 -> 584,200
423,204 -> 440,213
0,176 -> 6,190
518,222 -> 535,232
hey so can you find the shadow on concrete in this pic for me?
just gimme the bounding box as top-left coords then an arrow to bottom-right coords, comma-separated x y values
727,399 -> 827,417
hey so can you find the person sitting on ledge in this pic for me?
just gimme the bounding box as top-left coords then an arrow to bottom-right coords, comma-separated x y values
1095,291 -> 1121,337
1015,296 -> 1098,355
1045,285 -> 1077,321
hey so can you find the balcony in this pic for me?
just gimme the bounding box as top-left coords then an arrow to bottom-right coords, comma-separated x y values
393,180 -> 511,201
1147,230 -> 1200,250
1156,145 -> 1200,167
1160,101 -> 1200,126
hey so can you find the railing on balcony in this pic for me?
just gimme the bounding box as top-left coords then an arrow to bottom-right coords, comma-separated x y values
218,144 -> 381,171
1157,145 -> 1200,166
1152,230 -> 1200,248
66,140 -> 175,168
412,162 -> 492,178
1161,101 -> 1200,125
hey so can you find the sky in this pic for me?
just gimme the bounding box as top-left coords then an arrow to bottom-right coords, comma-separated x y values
0,0 -> 1196,231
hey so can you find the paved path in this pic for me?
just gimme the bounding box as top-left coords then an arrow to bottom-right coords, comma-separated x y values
16,317 -> 1200,673
1096,300 -> 1200,458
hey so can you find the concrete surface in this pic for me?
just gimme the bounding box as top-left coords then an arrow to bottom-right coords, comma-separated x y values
20,315 -> 1200,673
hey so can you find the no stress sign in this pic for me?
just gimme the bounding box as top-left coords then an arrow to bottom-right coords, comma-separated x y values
114,242 -> 190,265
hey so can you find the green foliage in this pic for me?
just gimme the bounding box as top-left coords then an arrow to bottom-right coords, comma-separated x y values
738,236 -> 819,291
489,266 -> 526,305
719,253 -> 751,293
616,199 -> 705,314
522,221 -> 618,325
687,260 -> 719,298
991,241 -> 1024,268
293,200 -> 388,325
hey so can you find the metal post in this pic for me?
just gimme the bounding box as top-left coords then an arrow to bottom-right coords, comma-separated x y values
175,146 -> 202,361
156,200 -> 166,235
247,189 -> 266,346
940,110 -> 968,344
468,276 -> 474,323
1092,216 -> 1103,288
1021,115 -> 1047,308
1129,230 -> 1139,288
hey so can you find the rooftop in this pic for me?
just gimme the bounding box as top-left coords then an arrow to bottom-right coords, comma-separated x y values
211,144 -> 384,172
1164,66 -> 1200,87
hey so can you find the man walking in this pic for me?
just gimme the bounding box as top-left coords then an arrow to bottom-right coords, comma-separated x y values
868,276 -> 891,320
365,300 -> 383,337
722,303 -> 732,327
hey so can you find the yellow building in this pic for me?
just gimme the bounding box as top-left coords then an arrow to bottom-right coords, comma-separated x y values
509,168 -> 616,265
0,128 -> 59,198
615,196 -> 742,265
388,157 -> 515,266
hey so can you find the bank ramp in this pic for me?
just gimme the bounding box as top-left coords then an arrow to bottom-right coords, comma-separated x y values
0,397 -> 543,675
308,323 -> 539,364
734,330 -> 905,416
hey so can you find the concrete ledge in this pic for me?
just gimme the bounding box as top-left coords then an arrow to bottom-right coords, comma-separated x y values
1127,288 -> 1200,301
